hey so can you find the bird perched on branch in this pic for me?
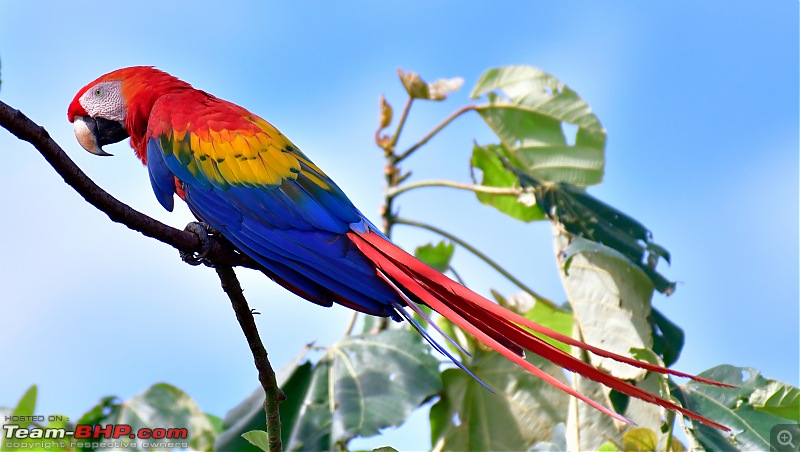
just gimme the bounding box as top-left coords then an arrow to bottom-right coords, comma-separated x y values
68,66 -> 730,430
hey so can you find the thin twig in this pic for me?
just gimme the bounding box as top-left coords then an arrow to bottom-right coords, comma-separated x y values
342,312 -> 359,338
387,179 -> 525,199
215,266 -> 285,452
388,97 -> 414,150
381,97 -> 415,238
394,217 -> 559,309
395,104 -> 476,162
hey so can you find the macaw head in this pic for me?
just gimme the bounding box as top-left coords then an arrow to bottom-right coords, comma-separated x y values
68,66 -> 190,157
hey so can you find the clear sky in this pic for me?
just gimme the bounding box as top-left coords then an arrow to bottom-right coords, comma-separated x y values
0,2 -> 797,450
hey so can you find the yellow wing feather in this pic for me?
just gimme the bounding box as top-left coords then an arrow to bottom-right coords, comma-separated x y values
152,94 -> 333,192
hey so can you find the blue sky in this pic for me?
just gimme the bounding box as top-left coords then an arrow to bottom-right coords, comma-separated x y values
0,2 -> 796,450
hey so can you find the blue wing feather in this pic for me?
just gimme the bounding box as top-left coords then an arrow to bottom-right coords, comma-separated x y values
147,136 -> 401,317
146,140 -> 176,211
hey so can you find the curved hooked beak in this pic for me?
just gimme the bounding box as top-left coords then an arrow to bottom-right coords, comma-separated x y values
73,116 -> 129,156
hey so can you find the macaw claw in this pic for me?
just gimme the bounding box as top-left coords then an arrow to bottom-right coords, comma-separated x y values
180,221 -> 213,266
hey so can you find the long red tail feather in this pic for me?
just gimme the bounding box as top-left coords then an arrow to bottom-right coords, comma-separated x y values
348,230 -> 730,432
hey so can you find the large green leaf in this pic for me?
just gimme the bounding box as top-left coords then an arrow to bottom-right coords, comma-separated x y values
556,232 -> 679,440
470,144 -> 545,221
471,66 -> 603,137
327,329 -> 442,441
679,365 -> 800,450
77,383 -> 217,451
287,328 -> 442,450
429,290 -> 571,450
286,356 -> 335,451
471,65 -> 606,187
430,350 -> 569,451
556,233 -> 654,380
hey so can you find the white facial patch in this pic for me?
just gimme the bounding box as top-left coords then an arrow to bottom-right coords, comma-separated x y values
79,80 -> 126,122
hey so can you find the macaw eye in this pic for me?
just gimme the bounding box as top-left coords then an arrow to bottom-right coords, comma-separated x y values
94,87 -> 103,97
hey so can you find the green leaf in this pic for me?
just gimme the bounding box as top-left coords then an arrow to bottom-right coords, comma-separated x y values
414,241 -> 455,272
621,426 -> 685,452
538,183 -> 675,294
241,430 -> 270,451
556,234 -> 655,380
12,385 -> 37,419
472,65 -> 606,187
205,413 -> 224,434
1,386 -> 41,452
649,308 -> 685,367
555,233 -> 668,438
512,145 -> 604,187
76,396 -> 121,427
622,427 -> 658,451
471,65 -> 558,100
749,381 -> 800,422
329,329 -> 442,441
287,328 -> 442,450
78,383 -> 217,451
430,350 -> 569,451
470,144 -> 545,221
477,102 -> 567,149
543,183 -> 651,243
679,365 -> 800,450
597,441 -> 618,452
286,357 -> 334,451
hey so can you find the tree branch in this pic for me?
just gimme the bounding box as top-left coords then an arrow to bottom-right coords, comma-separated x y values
0,100 -> 258,270
0,100 -> 285,449
215,265 -> 285,452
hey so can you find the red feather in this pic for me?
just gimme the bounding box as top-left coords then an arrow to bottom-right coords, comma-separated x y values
348,230 -> 731,431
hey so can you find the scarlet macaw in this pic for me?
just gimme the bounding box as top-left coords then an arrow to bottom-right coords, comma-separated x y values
67,66 -> 728,430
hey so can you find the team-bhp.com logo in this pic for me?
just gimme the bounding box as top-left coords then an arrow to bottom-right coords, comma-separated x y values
4,417 -> 189,449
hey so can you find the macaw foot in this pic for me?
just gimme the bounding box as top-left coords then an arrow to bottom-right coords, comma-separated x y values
181,221 -> 213,266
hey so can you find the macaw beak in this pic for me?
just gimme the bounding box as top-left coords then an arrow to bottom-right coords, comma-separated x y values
72,116 -> 129,157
